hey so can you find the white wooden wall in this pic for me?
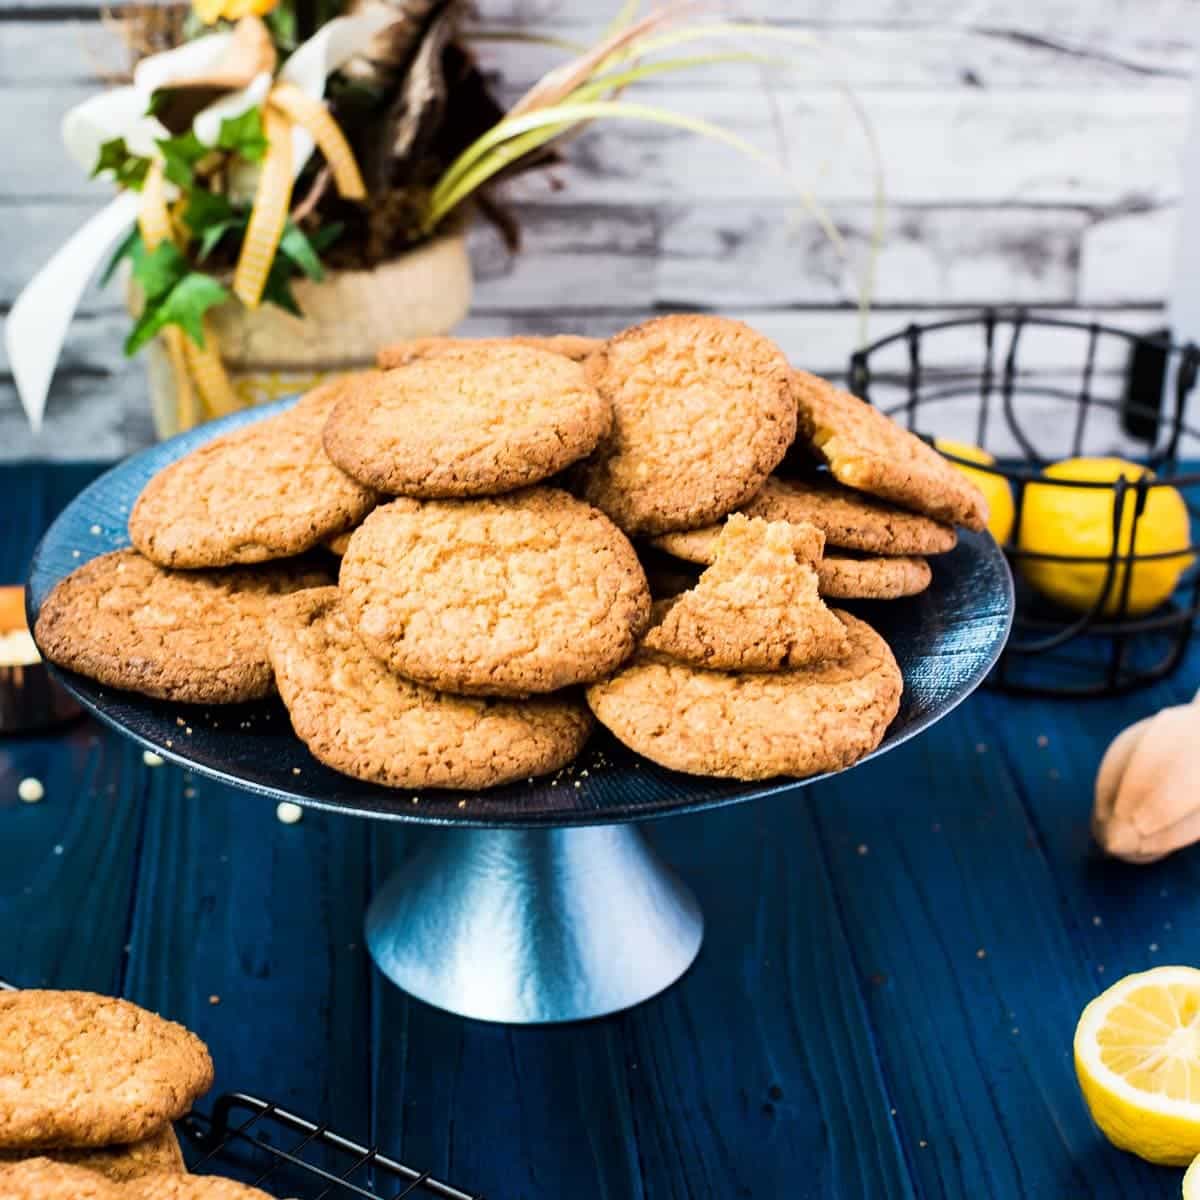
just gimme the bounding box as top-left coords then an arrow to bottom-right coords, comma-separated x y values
0,0 -> 1195,458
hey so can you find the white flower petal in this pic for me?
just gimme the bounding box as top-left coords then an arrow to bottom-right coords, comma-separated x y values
133,32 -> 235,93
279,11 -> 396,100
6,193 -> 142,431
61,87 -> 167,173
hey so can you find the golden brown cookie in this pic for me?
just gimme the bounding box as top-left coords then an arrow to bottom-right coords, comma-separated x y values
269,589 -> 592,789
576,315 -> 797,534
791,371 -> 988,530
339,489 -> 650,696
0,1127 -> 184,1183
588,611 -> 902,781
0,991 -> 213,1150
124,1174 -> 275,1199
643,516 -> 848,671
816,554 -> 932,600
650,475 -> 956,562
34,550 -> 330,704
0,1158 -> 123,1198
129,380 -> 376,569
324,344 -> 611,497
378,333 -> 601,367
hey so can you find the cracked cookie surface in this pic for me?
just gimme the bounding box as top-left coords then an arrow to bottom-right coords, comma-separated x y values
34,550 -> 330,703
643,516 -> 848,671
576,315 -> 796,534
0,992 -> 213,1150
651,474 -> 956,562
587,611 -> 902,781
339,489 -> 650,696
791,371 -> 988,530
268,588 -> 592,789
0,1127 -> 184,1183
129,380 -> 376,568
325,343 -> 611,497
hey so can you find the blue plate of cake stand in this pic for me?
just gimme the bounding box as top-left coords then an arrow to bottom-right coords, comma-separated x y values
28,399 -> 1014,1025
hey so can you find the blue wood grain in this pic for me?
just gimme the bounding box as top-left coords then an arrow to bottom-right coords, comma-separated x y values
122,775 -> 374,1134
810,705 -> 1189,1198
5,463 -> 1200,1199
0,463 -> 144,994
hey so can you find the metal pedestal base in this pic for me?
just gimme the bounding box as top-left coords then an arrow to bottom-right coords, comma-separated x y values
365,824 -> 704,1023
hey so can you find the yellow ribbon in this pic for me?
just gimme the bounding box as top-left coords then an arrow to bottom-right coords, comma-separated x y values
135,86 -> 366,425
231,83 -> 366,308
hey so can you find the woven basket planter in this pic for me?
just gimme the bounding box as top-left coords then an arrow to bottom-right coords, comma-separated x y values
143,229 -> 473,438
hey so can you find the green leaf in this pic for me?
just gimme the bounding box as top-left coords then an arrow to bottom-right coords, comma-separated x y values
145,90 -> 168,118
278,222 -> 326,282
125,272 -> 230,356
182,188 -> 234,234
98,225 -> 141,289
217,106 -> 268,163
308,221 -> 345,254
261,258 -> 302,316
91,138 -> 151,190
198,219 -> 244,262
129,239 -> 190,304
156,130 -> 207,188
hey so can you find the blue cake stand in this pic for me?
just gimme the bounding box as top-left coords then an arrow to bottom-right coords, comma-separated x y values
28,401 -> 1014,1024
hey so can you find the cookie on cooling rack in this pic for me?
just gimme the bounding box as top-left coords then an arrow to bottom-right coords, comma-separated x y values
0,991 -> 213,1150
791,371 -> 988,531
0,1127 -> 184,1183
817,554 -> 932,600
339,488 -> 650,696
129,378 -> 377,569
377,333 -> 602,367
575,315 -> 797,535
588,611 -> 902,781
324,343 -> 611,497
643,516 -> 849,672
650,474 -> 956,563
33,550 -> 331,704
268,588 -> 592,789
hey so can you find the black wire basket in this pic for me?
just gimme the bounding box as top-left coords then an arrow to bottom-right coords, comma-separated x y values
847,309 -> 1200,697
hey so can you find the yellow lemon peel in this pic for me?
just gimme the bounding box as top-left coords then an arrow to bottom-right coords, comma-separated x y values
1075,965 -> 1200,1166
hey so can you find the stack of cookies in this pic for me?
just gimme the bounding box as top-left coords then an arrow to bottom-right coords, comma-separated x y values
0,989 -> 277,1198
34,315 -> 987,789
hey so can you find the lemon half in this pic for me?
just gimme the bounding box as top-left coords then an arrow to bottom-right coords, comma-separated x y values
1019,457 -> 1193,617
1074,966 -> 1200,1166
1185,1154 -> 1200,1199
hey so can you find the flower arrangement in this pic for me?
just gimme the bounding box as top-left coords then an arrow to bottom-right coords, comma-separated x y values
9,1 -> 882,435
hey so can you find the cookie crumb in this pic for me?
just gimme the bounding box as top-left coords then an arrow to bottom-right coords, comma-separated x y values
90,523 -> 102,535
17,777 -> 44,804
208,994 -> 220,1005
142,750 -> 164,767
857,843 -> 869,856
976,948 -> 987,959
1036,734 -> 1049,748
276,802 -> 303,825
291,766 -> 301,776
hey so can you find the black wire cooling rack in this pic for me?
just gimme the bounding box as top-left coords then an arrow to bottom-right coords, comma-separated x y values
0,979 -> 483,1200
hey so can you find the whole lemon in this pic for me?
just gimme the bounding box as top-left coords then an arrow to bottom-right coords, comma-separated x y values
935,439 -> 1015,543
1018,456 -> 1193,617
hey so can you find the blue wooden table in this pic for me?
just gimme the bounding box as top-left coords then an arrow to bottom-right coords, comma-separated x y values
3,463 -> 1200,1200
